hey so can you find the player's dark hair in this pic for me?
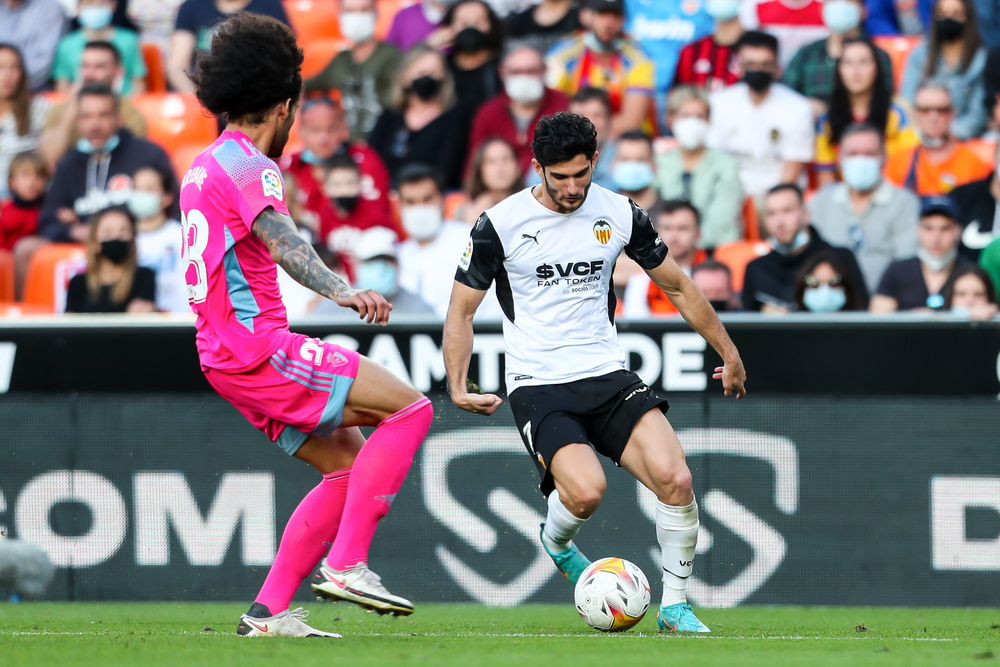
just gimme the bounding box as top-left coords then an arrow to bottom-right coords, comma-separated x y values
692,259 -> 732,280
570,86 -> 612,115
83,40 -> 122,65
736,30 -> 779,57
325,153 -> 360,173
78,82 -> 120,112
531,112 -> 598,167
767,182 -> 804,203
397,163 -> 443,195
658,199 -> 701,227
191,13 -> 303,125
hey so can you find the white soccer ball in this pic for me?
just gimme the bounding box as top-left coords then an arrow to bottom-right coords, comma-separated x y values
574,557 -> 651,632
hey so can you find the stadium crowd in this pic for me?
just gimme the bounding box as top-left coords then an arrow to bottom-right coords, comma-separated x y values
1,0 -> 999,319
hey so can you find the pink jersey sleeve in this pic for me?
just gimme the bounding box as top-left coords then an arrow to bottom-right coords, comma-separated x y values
210,136 -> 291,232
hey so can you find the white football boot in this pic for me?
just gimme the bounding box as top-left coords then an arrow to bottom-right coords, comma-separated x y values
236,607 -> 341,638
311,562 -> 414,616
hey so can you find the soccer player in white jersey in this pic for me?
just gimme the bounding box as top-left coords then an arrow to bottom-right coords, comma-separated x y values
443,112 -> 747,633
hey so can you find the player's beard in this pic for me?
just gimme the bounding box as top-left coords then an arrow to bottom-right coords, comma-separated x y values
542,170 -> 591,214
267,111 -> 296,159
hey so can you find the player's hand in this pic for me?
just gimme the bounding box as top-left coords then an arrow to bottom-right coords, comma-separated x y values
452,391 -> 504,416
334,288 -> 393,325
713,358 -> 747,399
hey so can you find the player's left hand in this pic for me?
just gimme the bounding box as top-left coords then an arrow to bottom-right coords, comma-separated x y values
335,289 -> 393,325
713,358 -> 747,399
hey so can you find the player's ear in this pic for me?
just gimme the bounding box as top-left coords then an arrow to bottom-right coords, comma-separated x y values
591,151 -> 599,171
531,158 -> 543,181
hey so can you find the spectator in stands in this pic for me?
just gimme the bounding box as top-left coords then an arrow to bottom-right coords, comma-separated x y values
791,250 -> 868,312
864,0 -> 932,35
623,200 -> 708,318
692,259 -> 737,312
811,123 -> 920,289
610,131 -> 660,212
441,0 -> 505,114
0,44 -> 48,199
870,195 -> 971,311
707,31 -> 815,197
982,236 -> 1000,291
815,38 -> 919,187
0,0 -> 66,91
65,205 -> 156,313
467,44 -> 568,178
505,0 -> 580,56
546,0 -> 655,137
127,0 -> 185,57
744,183 -> 868,312
304,0 -> 402,143
944,264 -> 999,318
982,43 -> 1000,134
901,0 -> 987,139
673,0 -> 744,91
784,0 -> 894,119
567,87 -> 615,189
0,151 -> 46,251
947,141 -> 1000,259
368,44 -> 470,190
279,97 -> 392,244
885,83 -> 992,195
40,41 -> 148,167
387,0 -> 449,53
53,0 -> 146,94
129,164 -> 187,313
168,0 -> 289,93
739,0 -> 827,70
455,137 -> 523,223
655,86 -> 742,249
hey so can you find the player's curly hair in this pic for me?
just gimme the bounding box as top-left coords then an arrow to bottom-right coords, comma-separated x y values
190,13 -> 303,125
531,112 -> 598,168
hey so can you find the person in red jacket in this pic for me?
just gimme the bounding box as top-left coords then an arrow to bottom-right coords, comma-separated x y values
0,152 -> 48,251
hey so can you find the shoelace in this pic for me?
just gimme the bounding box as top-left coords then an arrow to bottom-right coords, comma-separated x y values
354,565 -> 387,590
286,607 -> 310,621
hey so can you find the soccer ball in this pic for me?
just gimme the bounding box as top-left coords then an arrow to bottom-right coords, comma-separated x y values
574,557 -> 651,632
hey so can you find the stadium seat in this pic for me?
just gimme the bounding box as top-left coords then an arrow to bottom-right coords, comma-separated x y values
873,35 -> 922,92
132,93 -> 218,148
301,39 -> 347,80
169,143 -> 206,181
713,240 -> 771,293
742,195 -> 762,241
142,43 -> 167,93
0,301 -> 59,316
284,0 -> 342,45
443,192 -> 468,220
376,0 -> 410,39
22,243 -> 87,312
0,250 -> 13,302
965,138 -> 997,167
38,90 -> 68,106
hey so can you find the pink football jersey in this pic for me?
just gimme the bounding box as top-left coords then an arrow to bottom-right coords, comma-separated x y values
180,130 -> 291,372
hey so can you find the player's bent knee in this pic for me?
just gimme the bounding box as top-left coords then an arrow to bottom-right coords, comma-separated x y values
561,479 -> 606,518
650,465 -> 692,500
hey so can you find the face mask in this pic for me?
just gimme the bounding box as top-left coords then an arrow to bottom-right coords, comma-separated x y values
743,69 -> 773,93
583,31 -> 621,54
705,0 -> 741,20
423,0 -> 446,24
841,155 -> 882,192
453,27 -> 487,53
918,245 -> 957,272
935,17 -> 965,41
100,239 -> 130,264
333,195 -> 360,212
339,11 -> 377,43
709,299 -> 730,312
409,75 -> 443,102
771,228 -> 810,255
128,191 -> 162,219
356,260 -> 399,297
672,117 -> 710,150
803,284 -> 848,312
78,5 -> 113,30
951,305 -> 971,317
504,75 -> 544,105
611,161 -> 654,192
822,0 -> 862,34
300,146 -> 346,167
401,204 -> 443,240
77,132 -> 120,154
922,134 -> 948,148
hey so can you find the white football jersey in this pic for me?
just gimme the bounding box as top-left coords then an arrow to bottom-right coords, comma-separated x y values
456,184 -> 668,393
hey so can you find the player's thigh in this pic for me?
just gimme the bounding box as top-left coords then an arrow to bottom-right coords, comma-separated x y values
549,443 -> 608,511
294,426 -> 366,473
340,355 -> 424,427
618,409 -> 693,504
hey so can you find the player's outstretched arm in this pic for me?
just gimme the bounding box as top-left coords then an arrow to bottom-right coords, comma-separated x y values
252,206 -> 392,324
443,281 -> 503,415
647,253 -> 747,398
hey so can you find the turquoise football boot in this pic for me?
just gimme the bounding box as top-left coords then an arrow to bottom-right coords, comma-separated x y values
656,603 -> 711,633
539,523 -> 591,585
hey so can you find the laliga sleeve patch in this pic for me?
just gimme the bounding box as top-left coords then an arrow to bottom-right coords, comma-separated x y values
261,169 -> 284,201
459,238 -> 473,271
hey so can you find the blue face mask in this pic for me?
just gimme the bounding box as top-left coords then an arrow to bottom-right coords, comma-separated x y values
583,31 -> 622,54
611,161 -> 654,192
822,0 -> 862,34
77,132 -> 120,154
301,147 -> 346,166
841,156 -> 882,192
803,284 -> 847,313
78,5 -> 113,30
705,0 -> 742,20
356,260 -> 398,297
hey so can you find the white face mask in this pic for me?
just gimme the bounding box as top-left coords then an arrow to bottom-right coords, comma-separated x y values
504,75 -> 545,105
128,190 -> 162,220
918,245 -> 957,272
401,204 -> 444,241
672,117 -> 710,150
705,0 -> 741,20
340,11 -> 377,43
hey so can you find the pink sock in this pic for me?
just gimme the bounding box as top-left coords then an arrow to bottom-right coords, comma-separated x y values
255,467 -> 350,613
325,397 -> 433,570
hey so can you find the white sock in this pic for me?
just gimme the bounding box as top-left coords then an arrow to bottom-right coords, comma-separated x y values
541,489 -> 588,554
656,498 -> 699,607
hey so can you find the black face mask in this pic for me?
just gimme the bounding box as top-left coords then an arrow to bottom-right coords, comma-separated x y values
409,75 -> 443,101
743,69 -> 773,93
334,195 -> 360,212
709,299 -> 730,312
452,26 -> 487,53
935,17 -> 965,41
12,193 -> 44,208
100,239 -> 130,264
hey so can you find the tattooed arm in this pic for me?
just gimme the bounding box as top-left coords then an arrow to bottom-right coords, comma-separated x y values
252,206 -> 392,324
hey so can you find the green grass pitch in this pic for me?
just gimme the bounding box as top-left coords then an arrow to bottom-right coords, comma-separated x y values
1,603 -> 998,667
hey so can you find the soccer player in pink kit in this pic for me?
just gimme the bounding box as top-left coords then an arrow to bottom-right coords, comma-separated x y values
180,14 -> 432,638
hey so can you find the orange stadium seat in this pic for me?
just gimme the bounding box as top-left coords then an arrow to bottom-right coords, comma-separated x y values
132,93 -> 218,148
713,240 -> 771,294
742,195 -> 762,241
301,38 -> 347,80
38,90 -> 68,106
873,35 -> 922,92
443,192 -> 468,220
170,143 -> 206,181
284,0 -> 342,45
376,0 -> 410,39
22,243 -> 87,312
0,301 -> 58,316
965,138 -> 997,167
0,250 -> 13,302
142,43 -> 167,93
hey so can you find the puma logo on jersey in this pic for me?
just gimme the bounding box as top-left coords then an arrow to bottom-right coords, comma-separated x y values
521,231 -> 540,245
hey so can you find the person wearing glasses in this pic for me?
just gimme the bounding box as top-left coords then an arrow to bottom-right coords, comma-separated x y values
791,251 -> 868,313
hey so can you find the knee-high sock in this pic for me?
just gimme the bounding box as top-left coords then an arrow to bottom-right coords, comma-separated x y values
541,489 -> 588,554
255,467 -> 351,613
656,498 -> 699,607
325,397 -> 433,570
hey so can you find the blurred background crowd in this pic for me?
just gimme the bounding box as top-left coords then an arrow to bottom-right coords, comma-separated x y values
1,0 -> 1000,319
